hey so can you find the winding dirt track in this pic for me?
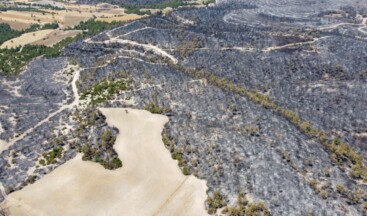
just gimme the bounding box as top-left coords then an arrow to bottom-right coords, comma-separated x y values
0,66 -> 80,154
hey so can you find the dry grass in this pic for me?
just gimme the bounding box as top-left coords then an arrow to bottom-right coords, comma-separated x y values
31,29 -> 81,46
0,29 -> 81,48
0,2 -> 131,30
0,11 -> 56,25
96,14 -> 144,23
0,19 -> 31,30
1,29 -> 54,48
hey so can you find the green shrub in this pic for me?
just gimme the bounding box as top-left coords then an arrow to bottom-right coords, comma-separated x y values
39,159 -> 46,166
171,65 -> 367,183
246,202 -> 270,216
351,163 -> 367,180
336,184 -> 348,196
145,102 -> 164,114
206,190 -> 227,214
42,147 -> 63,165
80,79 -> 130,105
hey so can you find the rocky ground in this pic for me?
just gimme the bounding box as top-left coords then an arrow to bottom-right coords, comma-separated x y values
1,0 -> 367,215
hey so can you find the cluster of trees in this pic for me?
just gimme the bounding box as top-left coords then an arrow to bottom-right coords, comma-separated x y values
0,5 -> 41,12
0,36 -> 77,75
39,147 -> 63,165
0,21 -> 63,75
123,4 -> 151,15
74,109 -> 122,170
0,23 -> 21,45
1,19 -> 126,76
16,2 -> 65,10
168,62 -> 367,184
310,178 -> 366,205
80,78 -> 130,105
42,22 -> 59,30
122,0 -> 196,15
206,191 -> 227,214
72,19 -> 123,36
144,102 -> 164,114
81,129 -> 122,170
144,91 -> 172,114
207,191 -> 270,216
162,131 -> 190,175
0,3 -> 64,12
0,45 -> 49,75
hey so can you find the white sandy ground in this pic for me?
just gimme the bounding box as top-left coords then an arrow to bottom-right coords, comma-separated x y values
1,108 -> 208,216
0,122 -> 3,134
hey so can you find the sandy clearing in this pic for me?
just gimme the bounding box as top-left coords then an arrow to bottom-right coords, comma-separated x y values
1,29 -> 54,48
353,132 -> 367,138
31,29 -> 81,46
2,108 -> 208,216
0,140 -> 6,146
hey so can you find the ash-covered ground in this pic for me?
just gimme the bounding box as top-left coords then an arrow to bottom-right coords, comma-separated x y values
1,0 -> 367,215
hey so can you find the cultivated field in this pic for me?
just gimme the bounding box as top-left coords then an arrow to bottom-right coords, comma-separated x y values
1,108 -> 208,216
1,29 -> 54,48
0,0 -> 146,48
31,29 -> 82,46
0,0 -> 138,30
0,29 -> 81,48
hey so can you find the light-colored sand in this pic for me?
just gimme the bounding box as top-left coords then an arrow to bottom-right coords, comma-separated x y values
2,108 -> 208,216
